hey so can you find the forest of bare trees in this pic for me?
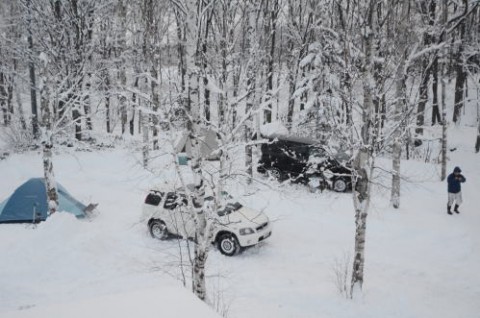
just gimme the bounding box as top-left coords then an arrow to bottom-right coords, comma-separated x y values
1,0 -> 479,303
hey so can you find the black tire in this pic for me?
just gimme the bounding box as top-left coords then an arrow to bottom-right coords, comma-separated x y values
332,178 -> 348,192
149,219 -> 169,240
267,167 -> 283,181
217,233 -> 240,256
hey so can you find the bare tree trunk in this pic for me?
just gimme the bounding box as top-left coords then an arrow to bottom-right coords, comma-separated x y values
142,99 -> 150,168
151,66 -> 160,150
337,2 -> 353,125
351,151 -> 373,296
286,55 -> 296,124
26,0 -> 39,138
43,140 -> 58,215
190,150 -> 208,301
174,9 -> 187,112
182,0 -> 209,301
431,57 -> 441,125
84,80 -> 93,131
428,0 -> 441,126
391,54 -> 406,209
390,3 -> 410,209
0,67 -> 8,125
40,78 -> 58,215
99,17 -> 111,134
72,91 -> 82,140
286,0 -> 298,125
232,63 -> 240,128
416,63 -> 430,138
351,1 -> 376,296
105,74 -> 111,133
263,0 -> 279,124
130,76 -> 139,136
416,0 -> 436,137
118,0 -> 128,135
202,10 -> 213,123
476,79 -> 480,153
7,77 -> 13,123
14,59 -> 27,130
475,118 -> 480,153
244,1 -> 257,184
441,76 -> 448,179
440,0 -> 448,180
83,5 -> 94,132
452,19 -> 466,123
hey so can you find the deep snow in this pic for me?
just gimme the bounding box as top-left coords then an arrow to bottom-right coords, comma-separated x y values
0,126 -> 479,318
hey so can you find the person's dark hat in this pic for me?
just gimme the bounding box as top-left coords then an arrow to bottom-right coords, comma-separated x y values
454,166 -> 462,173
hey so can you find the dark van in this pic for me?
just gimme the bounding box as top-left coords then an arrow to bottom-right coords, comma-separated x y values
257,134 -> 352,192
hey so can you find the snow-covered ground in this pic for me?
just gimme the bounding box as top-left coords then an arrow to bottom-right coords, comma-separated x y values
0,126 -> 479,318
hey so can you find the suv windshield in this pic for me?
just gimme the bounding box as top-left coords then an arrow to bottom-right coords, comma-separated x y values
217,202 -> 243,217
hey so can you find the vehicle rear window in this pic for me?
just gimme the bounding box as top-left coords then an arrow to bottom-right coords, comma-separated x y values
164,193 -> 188,210
145,193 -> 162,206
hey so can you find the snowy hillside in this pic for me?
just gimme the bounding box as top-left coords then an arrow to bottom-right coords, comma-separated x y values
0,125 -> 479,318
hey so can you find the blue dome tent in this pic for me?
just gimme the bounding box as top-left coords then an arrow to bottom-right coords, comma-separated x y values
0,178 -> 87,223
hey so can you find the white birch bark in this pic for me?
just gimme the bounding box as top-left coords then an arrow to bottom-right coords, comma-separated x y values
189,148 -> 208,301
40,76 -> 58,215
43,137 -> 58,216
244,1 -> 257,184
142,99 -> 149,169
390,58 -> 405,209
117,0 -> 128,135
182,0 -> 210,302
351,1 -> 376,296
390,4 -> 408,209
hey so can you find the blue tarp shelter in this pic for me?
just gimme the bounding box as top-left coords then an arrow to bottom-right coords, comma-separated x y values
0,178 -> 86,223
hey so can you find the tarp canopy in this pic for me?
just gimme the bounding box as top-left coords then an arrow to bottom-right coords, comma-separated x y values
0,178 -> 86,223
174,128 -> 220,160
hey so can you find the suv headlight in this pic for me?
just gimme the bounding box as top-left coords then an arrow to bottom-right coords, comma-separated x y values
239,227 -> 255,235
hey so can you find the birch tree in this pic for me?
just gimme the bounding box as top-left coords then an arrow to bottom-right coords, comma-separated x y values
390,2 -> 410,209
350,0 -> 377,296
170,0 -> 213,301
244,0 -> 260,184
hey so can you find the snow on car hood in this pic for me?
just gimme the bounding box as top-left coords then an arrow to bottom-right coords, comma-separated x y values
219,205 -> 269,228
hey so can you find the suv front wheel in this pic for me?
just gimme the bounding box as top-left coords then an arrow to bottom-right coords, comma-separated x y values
217,233 -> 240,256
332,178 -> 348,192
149,219 -> 169,240
267,167 -> 283,181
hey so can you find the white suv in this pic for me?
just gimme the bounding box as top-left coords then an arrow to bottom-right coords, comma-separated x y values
141,186 -> 272,256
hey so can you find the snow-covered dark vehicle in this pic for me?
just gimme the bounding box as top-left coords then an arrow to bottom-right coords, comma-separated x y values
257,134 -> 352,192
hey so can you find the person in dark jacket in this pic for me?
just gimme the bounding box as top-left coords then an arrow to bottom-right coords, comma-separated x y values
447,166 -> 466,214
